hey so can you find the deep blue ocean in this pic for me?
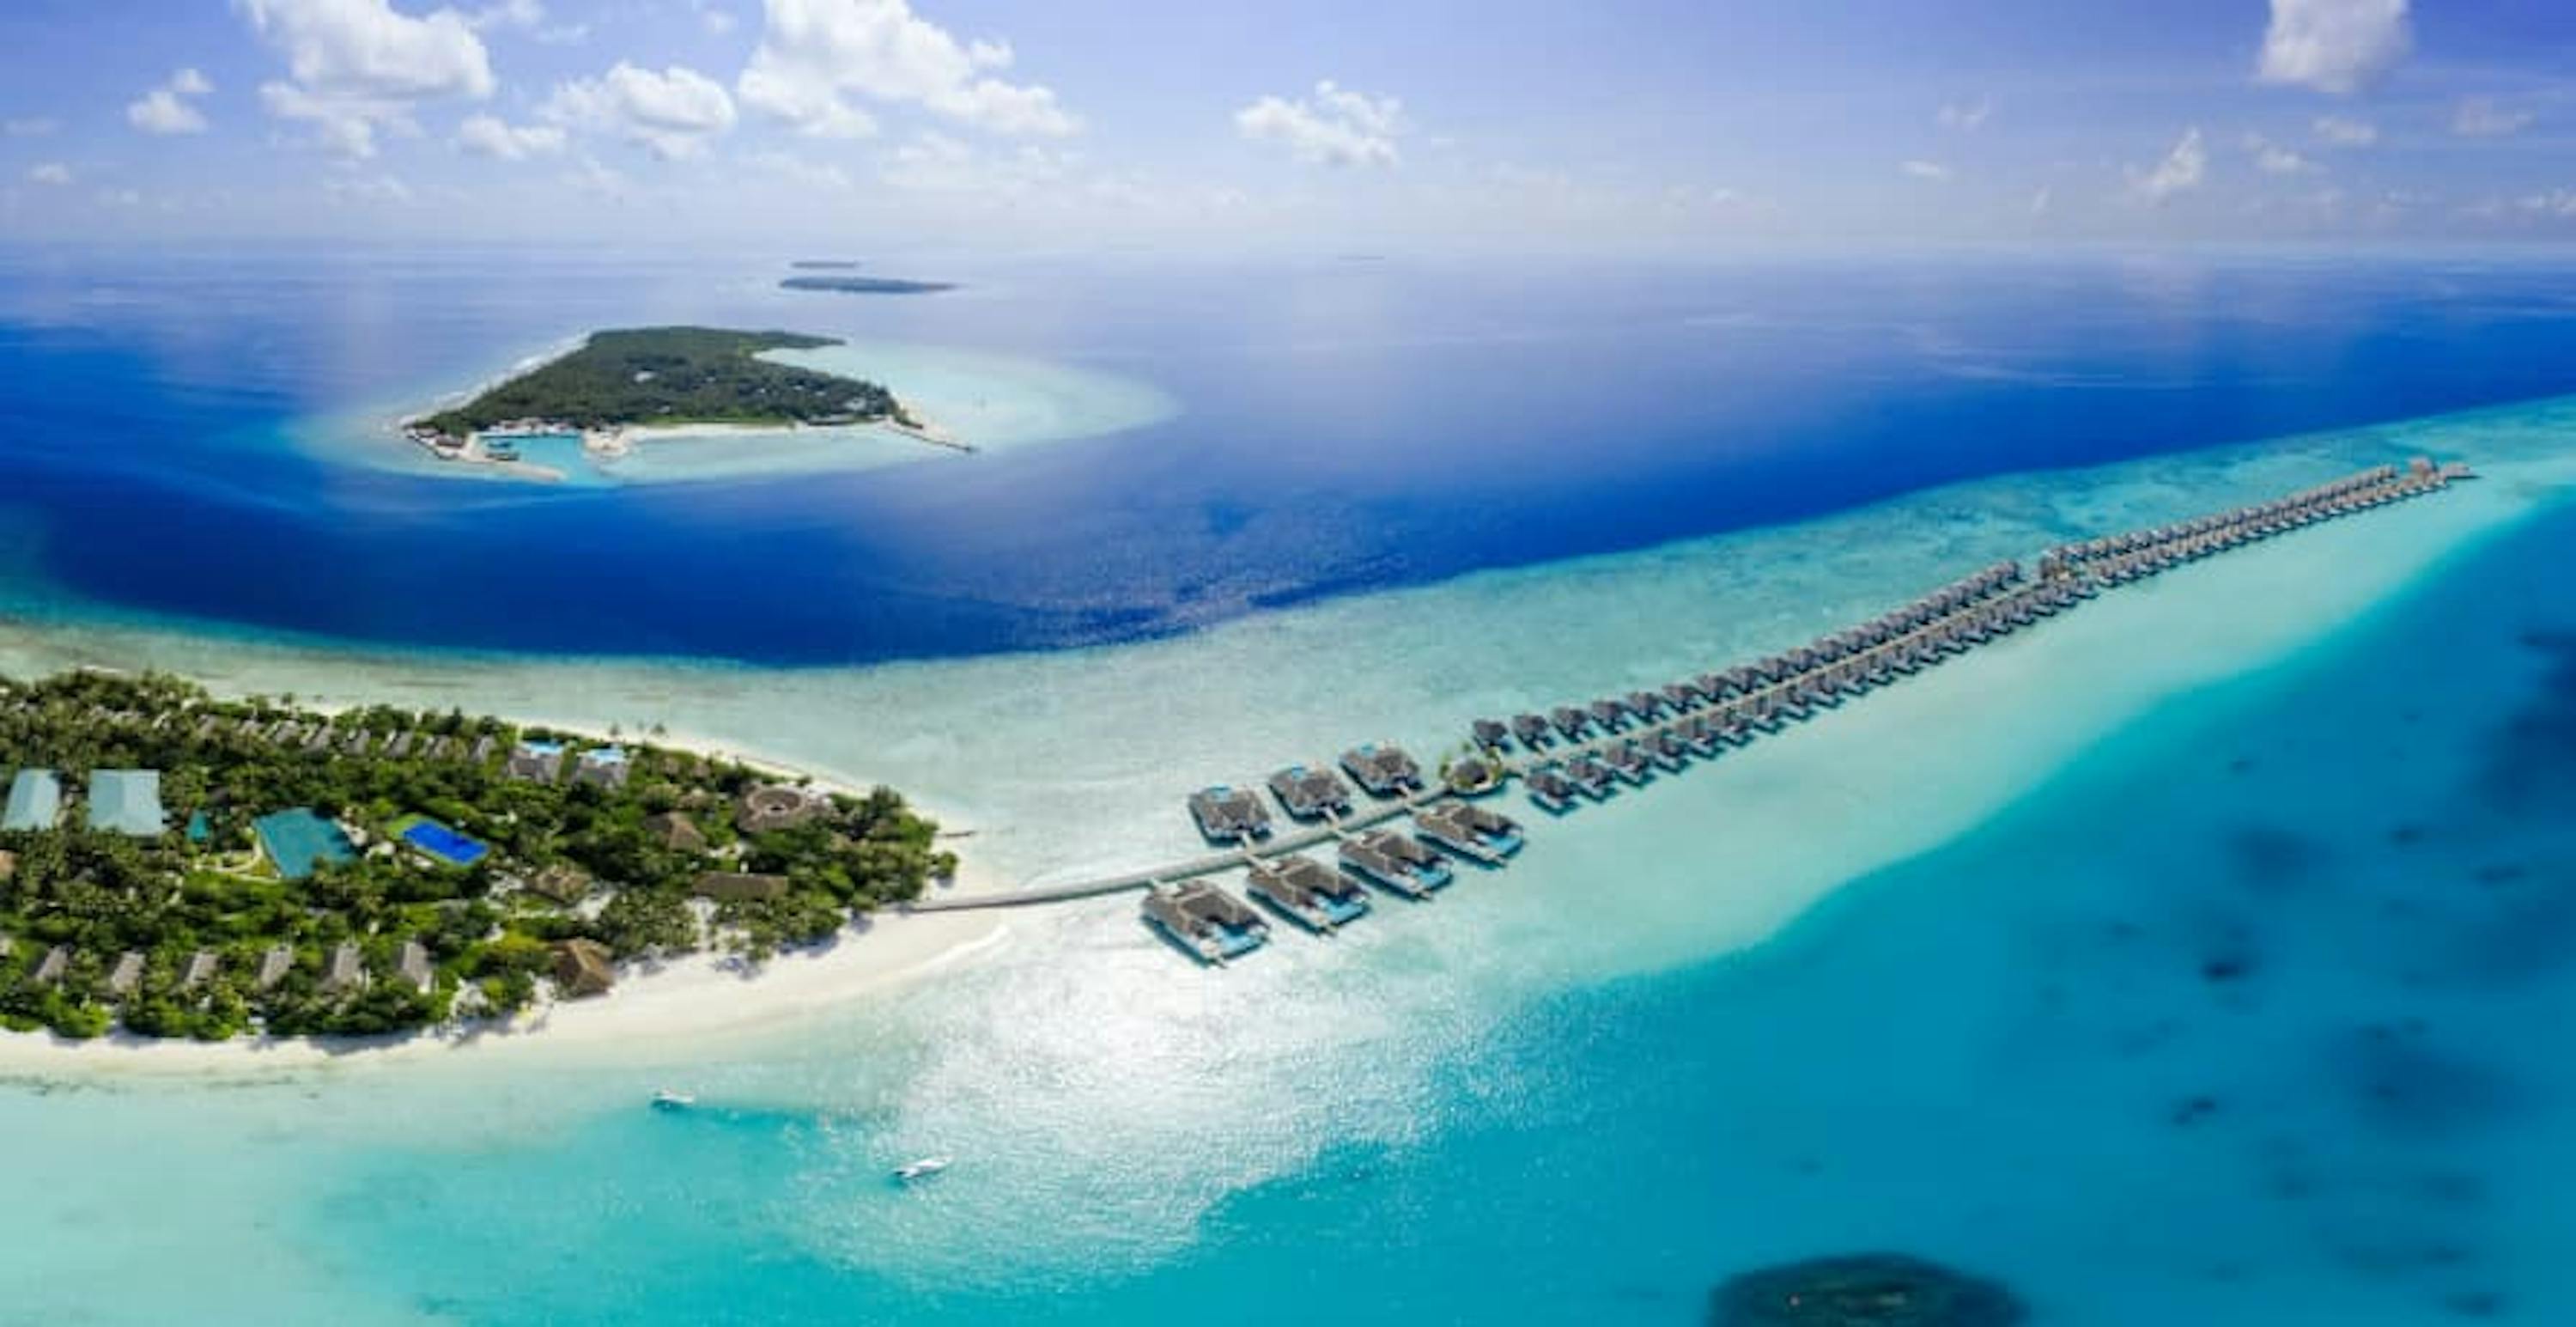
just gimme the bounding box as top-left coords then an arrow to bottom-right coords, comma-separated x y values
9,245 -> 2576,661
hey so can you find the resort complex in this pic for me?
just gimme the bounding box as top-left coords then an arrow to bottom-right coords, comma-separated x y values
927,456 -> 2476,964
0,672 -> 951,1040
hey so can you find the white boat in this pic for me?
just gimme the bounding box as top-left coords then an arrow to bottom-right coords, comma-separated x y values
893,1155 -> 952,1183
651,1090 -> 696,1111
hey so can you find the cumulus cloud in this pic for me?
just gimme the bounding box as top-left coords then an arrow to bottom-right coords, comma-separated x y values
126,68 -> 215,135
1900,159 -> 1953,181
4,118 -> 59,137
466,0 -> 541,29
2521,190 -> 2576,219
2130,128 -> 2207,203
544,63 -> 737,159
1936,99 -> 1990,131
456,113 -> 566,159
2257,0 -> 2409,94
1236,81 -> 1406,167
241,0 -> 495,157
2451,97 -> 2533,137
738,0 -> 1076,139
26,162 -> 70,186
882,130 -> 1074,194
2312,114 -> 2378,146
2244,133 -> 2319,174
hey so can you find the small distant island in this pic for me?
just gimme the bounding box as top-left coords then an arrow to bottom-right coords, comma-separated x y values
781,275 -> 958,295
404,326 -> 966,478
0,669 -> 952,1042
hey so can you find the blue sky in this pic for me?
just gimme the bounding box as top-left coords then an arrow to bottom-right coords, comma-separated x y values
1,0 -> 2572,250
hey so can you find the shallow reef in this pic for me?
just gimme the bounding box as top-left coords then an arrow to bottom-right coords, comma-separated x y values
1710,1253 -> 2026,1325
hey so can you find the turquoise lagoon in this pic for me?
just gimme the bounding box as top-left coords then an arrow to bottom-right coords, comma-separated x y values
0,395 -> 2573,1322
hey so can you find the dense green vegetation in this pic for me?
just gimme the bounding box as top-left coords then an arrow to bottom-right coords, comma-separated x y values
412,326 -> 901,435
0,670 -> 952,1042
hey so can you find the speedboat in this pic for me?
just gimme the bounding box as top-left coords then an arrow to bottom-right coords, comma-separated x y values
651,1089 -> 696,1111
894,1155 -> 952,1183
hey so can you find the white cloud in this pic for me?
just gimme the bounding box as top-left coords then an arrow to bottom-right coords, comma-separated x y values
2244,133 -> 2319,174
4,117 -> 59,137
325,173 -> 413,204
882,130 -> 1073,193
748,148 -> 853,192
456,113 -> 566,159
544,63 -> 737,160
2130,128 -> 2207,203
1936,99 -> 1990,131
2030,186 -> 2053,215
1900,159 -> 1953,181
1236,81 -> 1406,167
127,69 -> 216,135
738,0 -> 1077,139
2518,190 -> 2576,219
2312,114 -> 2378,146
2257,0 -> 2409,94
241,0 -> 495,157
26,162 -> 70,186
466,0 -> 542,29
2451,97 -> 2533,137
696,2 -> 738,35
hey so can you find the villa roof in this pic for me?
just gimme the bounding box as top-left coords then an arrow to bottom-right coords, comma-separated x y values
694,871 -> 791,902
398,940 -> 434,991
554,939 -> 616,997
107,951 -> 144,997
86,769 -> 165,837
3,769 -> 61,832
325,942 -> 366,993
643,811 -> 708,852
257,945 -> 295,989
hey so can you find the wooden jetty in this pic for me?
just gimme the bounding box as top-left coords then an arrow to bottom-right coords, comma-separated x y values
908,458 -> 2473,960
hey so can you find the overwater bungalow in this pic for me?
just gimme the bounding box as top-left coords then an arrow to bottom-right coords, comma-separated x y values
1339,744 -> 1424,797
1664,682 -> 1704,711
1244,854 -> 1369,933
1414,801 -> 1524,861
1625,691 -> 1667,720
1511,713 -> 1554,748
1563,753 -> 1616,798
1588,698 -> 1628,731
1187,785 -> 1273,843
1472,718 -> 1511,751
1141,881 -> 1268,965
1267,764 -> 1354,820
1525,767 -> 1578,813
1676,715 -> 1722,756
1339,830 -> 1454,898
1649,729 -> 1692,770
1603,740 -> 1652,784
107,951 -> 144,998
1549,706 -> 1591,740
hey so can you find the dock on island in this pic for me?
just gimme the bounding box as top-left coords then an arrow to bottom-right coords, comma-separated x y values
904,457 -> 2474,963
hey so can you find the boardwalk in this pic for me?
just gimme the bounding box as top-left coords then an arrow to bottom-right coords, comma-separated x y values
908,457 -> 2470,919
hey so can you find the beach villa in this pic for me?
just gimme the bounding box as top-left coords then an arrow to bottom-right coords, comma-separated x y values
86,770 -> 165,837
506,740 -> 566,782
644,811 -> 707,852
571,746 -> 629,789
735,786 -> 818,834
2,770 -> 61,831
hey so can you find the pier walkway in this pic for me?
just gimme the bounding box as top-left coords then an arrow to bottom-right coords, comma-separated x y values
905,457 -> 2470,921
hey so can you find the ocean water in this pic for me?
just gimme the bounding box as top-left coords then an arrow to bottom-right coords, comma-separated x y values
4,248 -> 2576,1324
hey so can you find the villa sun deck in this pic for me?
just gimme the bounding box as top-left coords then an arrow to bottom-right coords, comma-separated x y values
1142,881 -> 1269,964
1414,801 -> 1525,862
1244,854 -> 1370,933
1339,829 -> 1455,898
1267,764 -> 1356,820
1338,743 -> 1424,797
1187,785 -> 1273,843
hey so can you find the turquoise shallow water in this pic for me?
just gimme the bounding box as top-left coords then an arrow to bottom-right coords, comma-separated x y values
273,463 -> 2576,1326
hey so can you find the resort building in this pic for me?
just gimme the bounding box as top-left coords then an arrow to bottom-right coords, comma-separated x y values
31,946 -> 67,988
180,952 -> 218,991
528,865 -> 591,905
1186,786 -> 1273,843
324,942 -> 366,994
107,951 -> 144,998
553,939 -> 616,997
735,785 -> 820,834
254,807 -> 359,881
506,740 -> 567,783
572,746 -> 630,789
398,940 -> 434,993
86,770 -> 165,837
644,811 -> 707,853
3,769 -> 61,832
256,945 -> 294,991
694,871 -> 791,902
0,849 -> 15,881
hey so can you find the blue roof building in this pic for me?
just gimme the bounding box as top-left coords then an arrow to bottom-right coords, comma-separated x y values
87,770 -> 165,837
3,770 -> 62,832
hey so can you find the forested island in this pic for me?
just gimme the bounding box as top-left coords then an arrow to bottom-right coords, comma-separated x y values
781,276 -> 957,295
409,326 -> 903,439
0,670 -> 951,1041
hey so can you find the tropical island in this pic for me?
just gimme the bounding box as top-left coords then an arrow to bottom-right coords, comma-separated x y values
402,326 -> 964,477
781,275 -> 957,295
0,669 -> 952,1042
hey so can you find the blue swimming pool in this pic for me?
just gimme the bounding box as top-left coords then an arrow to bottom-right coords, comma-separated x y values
400,819 -> 489,867
253,808 -> 356,881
